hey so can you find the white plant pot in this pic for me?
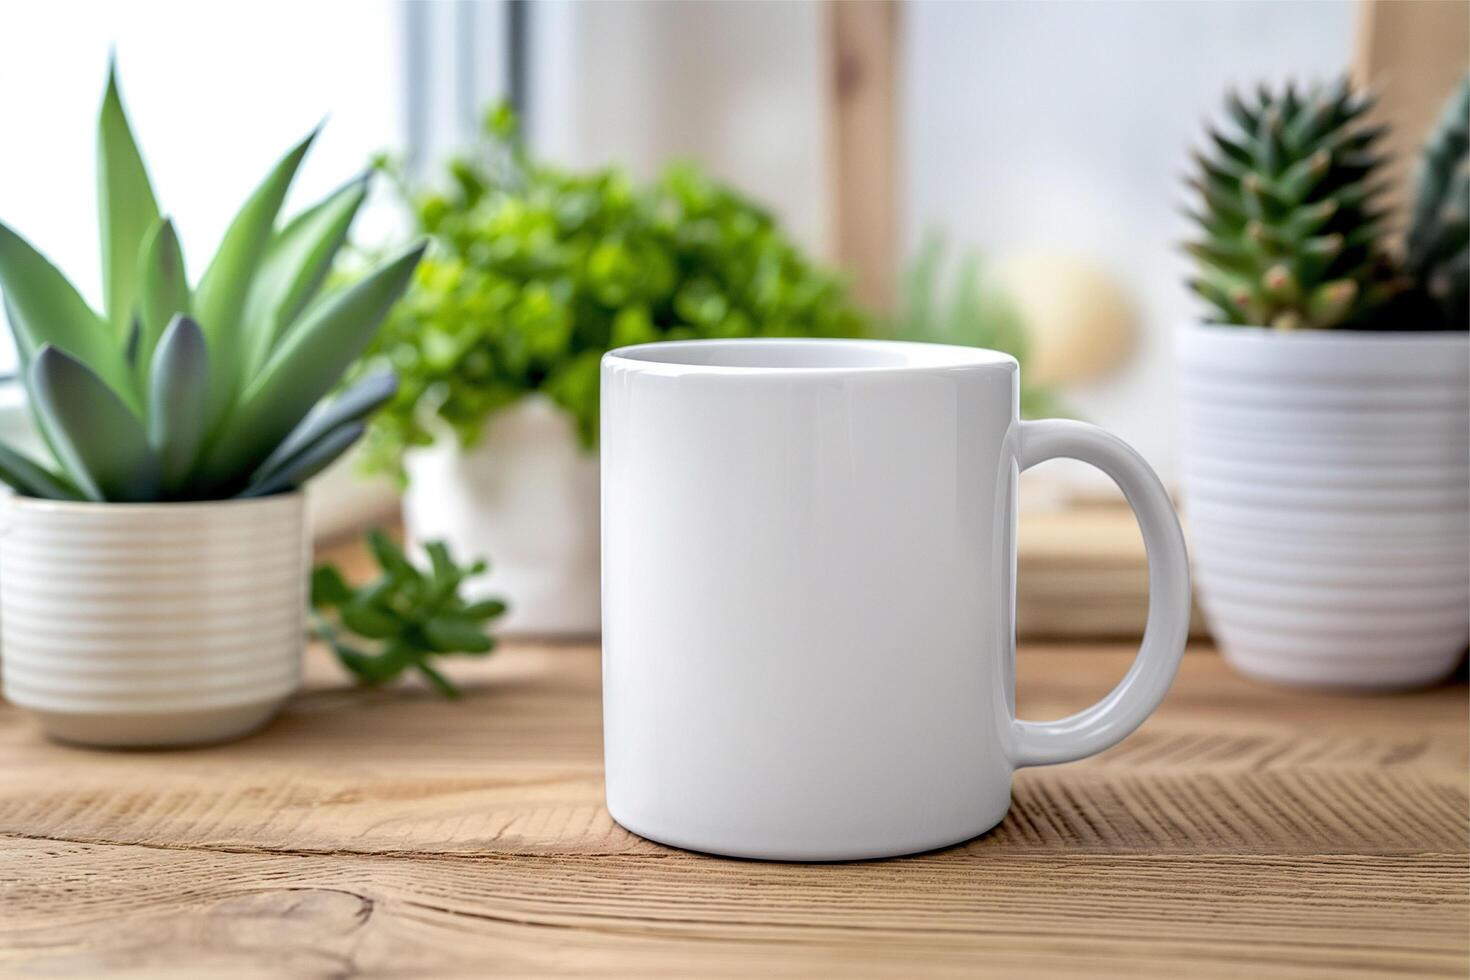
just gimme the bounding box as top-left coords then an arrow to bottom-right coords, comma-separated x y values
0,493 -> 307,747
402,396 -> 600,636
1179,323 -> 1469,690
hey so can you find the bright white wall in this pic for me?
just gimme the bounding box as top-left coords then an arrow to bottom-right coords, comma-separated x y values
0,0 -> 405,376
903,0 -> 1357,480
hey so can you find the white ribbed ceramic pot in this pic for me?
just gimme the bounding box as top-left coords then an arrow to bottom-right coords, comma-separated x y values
1179,324 -> 1469,690
0,493 -> 307,746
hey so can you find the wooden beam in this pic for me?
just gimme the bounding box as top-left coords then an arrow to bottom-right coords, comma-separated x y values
826,0 -> 899,312
1351,0 -> 1470,237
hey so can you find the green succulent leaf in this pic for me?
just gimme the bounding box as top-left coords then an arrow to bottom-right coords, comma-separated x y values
1307,279 -> 1359,326
135,218 -> 190,387
340,599 -> 401,639
415,662 -> 460,698
123,315 -> 141,367
1207,128 -> 1253,170
147,314 -> 210,492
251,370 -> 396,481
423,615 -> 494,654
1225,89 -> 1258,134
423,540 -> 461,591
311,565 -> 354,608
462,598 -> 508,619
98,61 -> 161,341
0,442 -> 82,500
0,221 -> 138,412
238,420 -> 364,498
368,527 -> 418,582
1189,276 -> 1244,320
198,241 -> 425,492
1261,264 -> 1301,304
242,173 -> 370,376
193,126 -> 318,433
327,640 -> 383,684
30,344 -> 159,501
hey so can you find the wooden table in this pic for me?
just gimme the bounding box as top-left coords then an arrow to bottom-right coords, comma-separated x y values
1,631 -> 1465,978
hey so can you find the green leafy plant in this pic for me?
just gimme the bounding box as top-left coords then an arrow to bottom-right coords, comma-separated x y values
1405,74 -> 1469,330
310,530 -> 507,697
359,105 -> 871,479
1184,77 -> 1401,330
890,233 -> 1067,418
0,64 -> 424,501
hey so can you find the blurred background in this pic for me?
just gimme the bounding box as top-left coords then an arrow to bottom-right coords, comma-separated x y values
3,0 -> 1433,481
0,0 -> 1464,650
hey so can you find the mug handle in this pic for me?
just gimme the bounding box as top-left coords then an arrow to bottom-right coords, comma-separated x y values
1010,419 -> 1192,767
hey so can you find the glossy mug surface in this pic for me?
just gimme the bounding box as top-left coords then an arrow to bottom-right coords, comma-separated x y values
601,339 -> 1190,860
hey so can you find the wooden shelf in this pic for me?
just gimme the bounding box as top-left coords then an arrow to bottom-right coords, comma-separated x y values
1019,504 -> 1209,640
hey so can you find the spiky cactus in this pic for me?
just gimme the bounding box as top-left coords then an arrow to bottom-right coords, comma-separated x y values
1405,75 -> 1469,330
1185,78 -> 1397,330
0,65 -> 424,502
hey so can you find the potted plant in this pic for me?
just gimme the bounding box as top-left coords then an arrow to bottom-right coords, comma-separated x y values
360,107 -> 870,634
0,66 -> 423,746
1179,76 -> 1468,689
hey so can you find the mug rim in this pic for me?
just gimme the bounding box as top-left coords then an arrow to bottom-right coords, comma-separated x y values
603,338 -> 1018,376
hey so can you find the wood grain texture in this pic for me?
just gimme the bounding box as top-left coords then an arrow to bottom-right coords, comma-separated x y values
1,643 -> 1463,978
0,533 -> 1465,977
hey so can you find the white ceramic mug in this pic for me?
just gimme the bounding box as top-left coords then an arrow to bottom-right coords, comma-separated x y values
601,339 -> 1190,860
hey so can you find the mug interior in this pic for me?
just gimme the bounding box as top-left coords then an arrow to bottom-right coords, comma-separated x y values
607,338 -> 1014,371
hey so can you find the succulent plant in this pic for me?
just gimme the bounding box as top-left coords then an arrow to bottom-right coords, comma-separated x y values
1185,78 -> 1398,330
0,65 -> 424,502
1405,74 -> 1469,330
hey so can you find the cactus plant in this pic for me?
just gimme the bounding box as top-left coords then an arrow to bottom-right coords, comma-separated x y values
1184,78 -> 1399,330
1405,74 -> 1469,330
0,65 -> 423,502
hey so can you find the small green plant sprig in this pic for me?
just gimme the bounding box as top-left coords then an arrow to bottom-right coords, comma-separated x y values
0,63 -> 423,501
358,105 -> 871,480
310,530 -> 508,697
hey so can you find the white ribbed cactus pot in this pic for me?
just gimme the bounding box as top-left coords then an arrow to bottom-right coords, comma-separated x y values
0,493 -> 307,747
1179,324 -> 1470,690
